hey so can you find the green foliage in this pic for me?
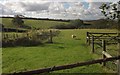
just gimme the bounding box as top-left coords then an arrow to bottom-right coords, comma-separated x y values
51,19 -> 84,29
99,1 -> 120,30
2,29 -> 60,47
50,24 -> 68,29
70,19 -> 84,28
92,19 -> 115,29
12,15 -> 24,26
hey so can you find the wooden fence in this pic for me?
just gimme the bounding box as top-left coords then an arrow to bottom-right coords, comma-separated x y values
86,32 -> 120,75
2,56 -> 120,75
86,32 -> 119,53
86,32 -> 118,45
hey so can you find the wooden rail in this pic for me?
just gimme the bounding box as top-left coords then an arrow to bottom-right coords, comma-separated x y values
88,32 -> 118,34
87,32 -> 120,74
86,32 -> 118,45
2,56 -> 120,75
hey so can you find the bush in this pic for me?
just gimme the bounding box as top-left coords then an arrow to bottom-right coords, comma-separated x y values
2,36 -> 42,47
50,24 -> 80,29
50,24 -> 67,29
2,29 -> 60,47
70,19 -> 84,28
50,19 -> 84,29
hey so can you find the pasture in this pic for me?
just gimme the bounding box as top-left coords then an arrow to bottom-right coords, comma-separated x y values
1,18 -> 69,29
2,29 -> 118,74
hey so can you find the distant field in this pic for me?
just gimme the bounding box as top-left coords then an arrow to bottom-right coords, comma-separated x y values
1,18 -> 69,29
2,29 -> 117,74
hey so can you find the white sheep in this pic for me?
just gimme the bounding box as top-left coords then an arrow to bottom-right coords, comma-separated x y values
71,35 -> 76,38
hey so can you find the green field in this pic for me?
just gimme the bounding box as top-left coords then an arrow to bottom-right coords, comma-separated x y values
2,29 -> 118,74
1,18 -> 69,29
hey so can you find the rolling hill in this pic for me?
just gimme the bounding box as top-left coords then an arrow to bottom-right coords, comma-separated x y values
0,17 -> 70,29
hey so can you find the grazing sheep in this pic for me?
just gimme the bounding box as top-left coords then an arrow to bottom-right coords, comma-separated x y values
71,35 -> 76,38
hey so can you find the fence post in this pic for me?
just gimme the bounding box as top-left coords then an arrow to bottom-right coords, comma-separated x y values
6,34 -> 8,39
102,40 -> 106,66
117,40 -> 120,75
49,30 -> 53,43
91,36 -> 94,53
86,32 -> 89,44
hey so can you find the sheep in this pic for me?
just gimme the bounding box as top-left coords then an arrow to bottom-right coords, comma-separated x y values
71,35 -> 76,38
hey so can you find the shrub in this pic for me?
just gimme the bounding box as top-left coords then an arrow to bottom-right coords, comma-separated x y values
50,24 -> 67,29
50,19 -> 84,29
2,29 -> 60,47
51,24 -> 81,29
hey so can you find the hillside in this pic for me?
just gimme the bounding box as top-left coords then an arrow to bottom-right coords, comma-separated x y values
0,18 -> 69,29
84,19 -> 117,29
1,17 -> 117,30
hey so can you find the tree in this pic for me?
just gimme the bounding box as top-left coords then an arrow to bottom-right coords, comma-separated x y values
12,15 -> 24,27
99,2 -> 120,29
100,1 -> 120,75
70,19 -> 84,28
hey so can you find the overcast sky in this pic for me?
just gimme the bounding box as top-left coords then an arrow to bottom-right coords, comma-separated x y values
0,0 -> 119,20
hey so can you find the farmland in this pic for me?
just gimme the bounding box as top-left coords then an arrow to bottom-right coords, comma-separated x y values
2,29 -> 118,74
1,18 -> 69,29
1,0 -> 120,74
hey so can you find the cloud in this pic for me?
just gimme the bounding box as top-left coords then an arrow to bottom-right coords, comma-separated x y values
3,2 -> 50,12
21,2 -> 50,11
49,2 -> 65,14
0,3 -> 15,15
1,0 -> 119,3
1,0 -> 119,20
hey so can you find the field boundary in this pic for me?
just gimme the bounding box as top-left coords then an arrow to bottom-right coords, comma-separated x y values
86,32 -> 118,45
2,56 -> 120,75
86,32 -> 120,75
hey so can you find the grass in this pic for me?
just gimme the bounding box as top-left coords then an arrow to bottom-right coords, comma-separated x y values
2,29 -> 117,74
1,18 -> 69,29
24,19 -> 69,29
1,18 -> 19,29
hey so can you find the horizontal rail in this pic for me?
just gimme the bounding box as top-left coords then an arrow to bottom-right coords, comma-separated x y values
90,42 -> 118,44
88,32 -> 118,34
2,56 -> 120,75
87,36 -> 118,38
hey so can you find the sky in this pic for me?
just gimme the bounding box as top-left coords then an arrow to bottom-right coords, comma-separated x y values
0,0 -> 120,20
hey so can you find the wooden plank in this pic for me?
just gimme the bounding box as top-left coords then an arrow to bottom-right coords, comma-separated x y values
86,32 -> 89,44
86,32 -> 119,46
91,36 -> 94,53
88,32 -> 117,34
102,51 -> 112,58
102,40 -> 106,66
89,36 -> 118,39
117,36 -> 120,75
2,56 -> 120,75
49,30 -> 53,43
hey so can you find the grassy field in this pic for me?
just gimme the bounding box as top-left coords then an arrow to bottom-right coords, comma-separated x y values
1,18 -> 69,29
2,29 -> 118,74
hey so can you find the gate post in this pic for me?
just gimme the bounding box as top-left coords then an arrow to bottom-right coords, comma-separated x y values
49,30 -> 53,43
91,36 -> 94,53
102,40 -> 106,66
